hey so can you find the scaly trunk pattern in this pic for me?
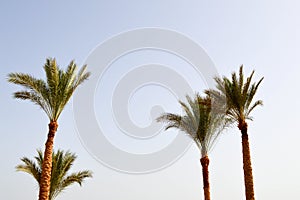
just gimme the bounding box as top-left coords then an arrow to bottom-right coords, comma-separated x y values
38,121 -> 58,200
200,156 -> 210,200
239,121 -> 255,200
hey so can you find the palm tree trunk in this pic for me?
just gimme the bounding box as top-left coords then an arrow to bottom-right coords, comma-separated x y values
200,156 -> 210,200
38,121 -> 58,200
239,121 -> 255,200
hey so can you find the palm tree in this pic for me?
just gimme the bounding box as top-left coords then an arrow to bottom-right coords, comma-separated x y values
157,94 -> 227,200
8,58 -> 90,200
206,66 -> 263,200
16,149 -> 93,200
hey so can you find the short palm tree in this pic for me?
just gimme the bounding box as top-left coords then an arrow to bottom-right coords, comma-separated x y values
157,94 -> 227,200
16,149 -> 93,200
206,66 -> 263,200
8,58 -> 90,200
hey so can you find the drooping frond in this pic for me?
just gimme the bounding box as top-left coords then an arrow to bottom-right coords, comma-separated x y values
51,170 -> 93,199
157,93 -> 228,157
35,149 -> 44,167
16,149 -> 92,200
16,157 -> 41,183
7,73 -> 52,118
8,58 -> 91,121
206,66 -> 263,124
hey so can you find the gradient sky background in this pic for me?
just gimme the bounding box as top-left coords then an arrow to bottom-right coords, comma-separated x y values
1,1 -> 300,199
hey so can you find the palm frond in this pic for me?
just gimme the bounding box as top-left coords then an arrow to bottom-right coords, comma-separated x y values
16,157 -> 41,183
61,170 -> 93,188
35,149 -> 44,168
75,64 -> 91,86
246,100 -> 263,116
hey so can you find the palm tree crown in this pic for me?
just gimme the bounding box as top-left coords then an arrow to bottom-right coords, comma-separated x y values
206,65 -> 263,128
157,93 -> 227,157
7,58 -> 90,121
16,149 -> 93,200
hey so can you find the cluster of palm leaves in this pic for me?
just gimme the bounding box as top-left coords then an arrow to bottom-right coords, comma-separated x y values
157,66 -> 263,200
8,58 -> 263,200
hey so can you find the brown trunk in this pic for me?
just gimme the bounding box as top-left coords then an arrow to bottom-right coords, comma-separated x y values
239,121 -> 255,200
200,156 -> 210,200
38,121 -> 58,200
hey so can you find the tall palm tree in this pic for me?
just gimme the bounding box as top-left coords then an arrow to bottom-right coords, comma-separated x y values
157,94 -> 227,200
206,66 -> 263,200
8,58 -> 90,200
16,149 -> 93,200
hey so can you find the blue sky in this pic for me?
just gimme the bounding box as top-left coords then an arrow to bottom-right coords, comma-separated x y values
1,1 -> 300,199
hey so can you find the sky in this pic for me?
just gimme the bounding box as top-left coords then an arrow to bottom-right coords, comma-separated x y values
1,0 -> 300,199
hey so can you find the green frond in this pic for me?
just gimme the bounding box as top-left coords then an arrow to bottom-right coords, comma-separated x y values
156,113 -> 182,130
7,72 -> 52,117
65,60 -> 77,79
7,73 -> 46,92
35,149 -> 44,167
60,151 -> 76,177
214,77 -> 226,94
242,70 -> 254,103
44,58 -> 59,98
14,91 -> 52,118
16,157 -> 41,183
246,100 -> 263,116
61,170 -> 93,188
179,99 -> 198,129
75,64 -> 91,86
239,65 -> 244,91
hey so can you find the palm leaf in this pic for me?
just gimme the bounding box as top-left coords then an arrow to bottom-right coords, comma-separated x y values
16,157 -> 41,183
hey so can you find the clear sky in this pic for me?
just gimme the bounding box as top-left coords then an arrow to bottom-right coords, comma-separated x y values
1,1 -> 300,199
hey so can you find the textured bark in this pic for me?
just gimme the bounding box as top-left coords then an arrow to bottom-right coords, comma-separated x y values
200,156 -> 210,200
239,121 -> 255,200
38,121 -> 58,200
